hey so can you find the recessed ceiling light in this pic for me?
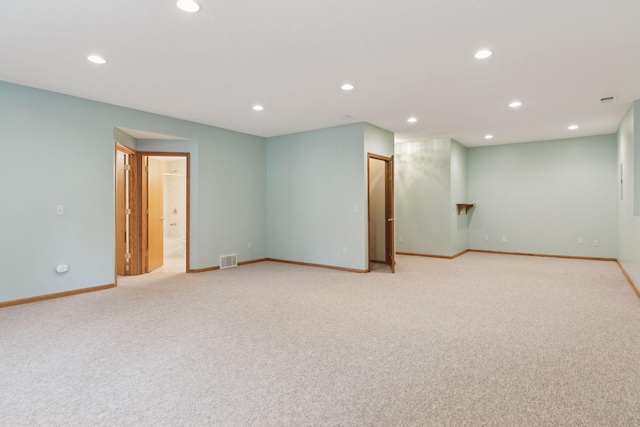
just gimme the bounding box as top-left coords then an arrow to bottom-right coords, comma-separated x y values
568,125 -> 579,130
87,55 -> 107,64
341,115 -> 352,120
341,83 -> 354,91
407,117 -> 417,123
176,0 -> 200,12
509,101 -> 522,108
253,105 -> 264,111
484,134 -> 494,140
474,49 -> 493,59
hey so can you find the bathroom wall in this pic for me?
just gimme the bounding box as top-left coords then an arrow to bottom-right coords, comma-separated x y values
163,158 -> 187,238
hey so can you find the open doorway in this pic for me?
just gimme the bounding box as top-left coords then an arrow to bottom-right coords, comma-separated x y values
368,154 -> 395,273
115,143 -> 190,276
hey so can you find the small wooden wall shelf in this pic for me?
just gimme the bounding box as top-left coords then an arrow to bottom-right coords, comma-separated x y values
456,204 -> 475,215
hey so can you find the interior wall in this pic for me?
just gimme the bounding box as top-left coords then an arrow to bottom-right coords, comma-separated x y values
266,123 -> 367,270
468,134 -> 618,258
450,139 -> 469,255
368,158 -> 386,262
395,139 -> 452,256
617,100 -> 640,284
0,81 -> 267,303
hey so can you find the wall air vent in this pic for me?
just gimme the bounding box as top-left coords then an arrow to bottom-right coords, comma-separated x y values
220,254 -> 238,269
600,96 -> 616,104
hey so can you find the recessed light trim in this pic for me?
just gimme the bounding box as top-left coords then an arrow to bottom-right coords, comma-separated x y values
341,83 -> 354,91
253,105 -> 264,111
407,117 -> 417,123
474,49 -> 493,59
509,101 -> 522,108
568,125 -> 579,130
87,55 -> 107,64
484,134 -> 494,140
176,0 -> 200,12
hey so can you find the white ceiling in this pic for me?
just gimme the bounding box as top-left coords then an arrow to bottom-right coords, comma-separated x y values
2,0 -> 639,147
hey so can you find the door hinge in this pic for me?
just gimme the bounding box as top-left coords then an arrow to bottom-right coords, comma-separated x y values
124,164 -> 132,171
125,252 -> 132,260
124,208 -> 131,215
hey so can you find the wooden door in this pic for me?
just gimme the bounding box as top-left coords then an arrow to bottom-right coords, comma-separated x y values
147,157 -> 164,272
386,156 -> 396,273
115,150 -> 127,275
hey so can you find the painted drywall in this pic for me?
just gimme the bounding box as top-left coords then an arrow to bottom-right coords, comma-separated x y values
368,158 -> 386,262
617,101 -> 640,284
0,81 -> 266,303
395,139 -> 453,256
450,139 -> 469,255
266,123 -> 367,270
468,134 -> 618,257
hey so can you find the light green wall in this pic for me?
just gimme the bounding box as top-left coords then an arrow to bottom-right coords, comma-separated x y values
395,139 -> 454,256
617,101 -> 640,283
450,139 -> 469,254
0,81 -> 267,303
468,134 -> 618,257
266,122 -> 393,270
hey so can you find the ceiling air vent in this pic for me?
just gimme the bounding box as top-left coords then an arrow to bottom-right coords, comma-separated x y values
600,96 -> 616,104
220,253 -> 238,269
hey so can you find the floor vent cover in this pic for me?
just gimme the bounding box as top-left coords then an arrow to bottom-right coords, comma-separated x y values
220,254 -> 238,269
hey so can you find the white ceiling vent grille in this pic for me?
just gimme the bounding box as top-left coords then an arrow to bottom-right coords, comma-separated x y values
220,254 -> 238,269
600,96 -> 616,104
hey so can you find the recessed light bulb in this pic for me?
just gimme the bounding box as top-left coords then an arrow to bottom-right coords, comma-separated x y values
341,83 -> 354,91
484,134 -> 494,139
253,105 -> 264,111
568,125 -> 579,130
474,49 -> 493,59
176,0 -> 200,12
509,101 -> 522,108
87,55 -> 107,64
407,117 -> 417,123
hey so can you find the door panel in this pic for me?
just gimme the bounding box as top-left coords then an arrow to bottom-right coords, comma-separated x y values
147,157 -> 164,272
115,150 -> 127,275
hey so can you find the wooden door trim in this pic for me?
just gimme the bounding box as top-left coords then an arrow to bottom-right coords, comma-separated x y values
367,153 -> 394,271
138,152 -> 191,273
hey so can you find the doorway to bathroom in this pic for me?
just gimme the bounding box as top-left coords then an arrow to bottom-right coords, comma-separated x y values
143,154 -> 188,273
115,145 -> 190,275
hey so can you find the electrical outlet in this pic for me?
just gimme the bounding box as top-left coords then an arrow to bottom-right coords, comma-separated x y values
502,236 -> 507,242
56,205 -> 64,216
483,235 -> 488,242
593,240 -> 599,247
353,205 -> 359,213
248,242 -> 253,250
578,237 -> 584,245
398,236 -> 403,243
342,247 -> 347,255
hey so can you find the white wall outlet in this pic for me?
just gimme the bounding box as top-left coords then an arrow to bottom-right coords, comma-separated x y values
353,205 -> 359,213
502,236 -> 507,242
483,235 -> 488,242
342,247 -> 347,255
593,240 -> 599,247
578,237 -> 584,245
56,205 -> 64,216
248,242 -> 253,250
398,236 -> 403,243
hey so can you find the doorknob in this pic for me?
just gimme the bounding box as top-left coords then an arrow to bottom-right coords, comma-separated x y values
387,218 -> 397,222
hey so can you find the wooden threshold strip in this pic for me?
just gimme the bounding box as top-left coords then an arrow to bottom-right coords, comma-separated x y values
0,283 -> 116,309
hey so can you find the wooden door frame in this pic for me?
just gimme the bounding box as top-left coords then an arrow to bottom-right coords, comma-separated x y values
367,153 -> 395,272
137,152 -> 191,274
115,143 -> 139,277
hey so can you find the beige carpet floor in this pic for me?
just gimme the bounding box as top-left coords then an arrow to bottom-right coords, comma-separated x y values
2,253 -> 640,426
